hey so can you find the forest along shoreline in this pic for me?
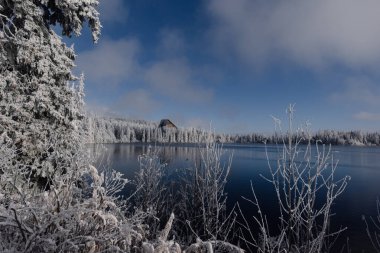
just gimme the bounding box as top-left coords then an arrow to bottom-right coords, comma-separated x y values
87,115 -> 380,146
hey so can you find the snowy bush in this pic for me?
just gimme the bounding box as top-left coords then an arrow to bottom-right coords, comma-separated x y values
0,141 -> 145,252
172,133 -> 237,246
238,105 -> 350,253
134,146 -> 166,212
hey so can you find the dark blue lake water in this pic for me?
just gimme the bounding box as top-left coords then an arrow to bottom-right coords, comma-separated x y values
94,143 -> 380,252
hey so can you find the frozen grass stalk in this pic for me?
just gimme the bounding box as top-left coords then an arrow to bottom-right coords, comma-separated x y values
364,198 -> 380,252
135,146 -> 166,212
239,104 -> 350,253
175,130 -> 237,245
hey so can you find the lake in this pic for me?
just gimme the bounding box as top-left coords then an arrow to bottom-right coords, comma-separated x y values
93,143 -> 380,252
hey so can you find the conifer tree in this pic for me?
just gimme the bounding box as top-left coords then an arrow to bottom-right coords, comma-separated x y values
0,0 -> 101,178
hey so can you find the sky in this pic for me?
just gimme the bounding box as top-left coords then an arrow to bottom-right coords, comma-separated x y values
69,0 -> 380,134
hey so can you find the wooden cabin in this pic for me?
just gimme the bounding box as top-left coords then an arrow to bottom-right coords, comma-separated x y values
158,119 -> 177,129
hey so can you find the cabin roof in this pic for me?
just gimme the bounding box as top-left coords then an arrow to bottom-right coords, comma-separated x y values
158,119 -> 177,129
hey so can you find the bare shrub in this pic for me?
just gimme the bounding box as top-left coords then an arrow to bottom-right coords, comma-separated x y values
134,146 -> 166,212
130,145 -> 169,240
364,198 -> 380,252
239,105 -> 350,253
175,133 -> 237,245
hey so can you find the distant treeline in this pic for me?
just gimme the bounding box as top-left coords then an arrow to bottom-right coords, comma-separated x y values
86,116 -> 211,144
87,116 -> 380,146
233,130 -> 380,146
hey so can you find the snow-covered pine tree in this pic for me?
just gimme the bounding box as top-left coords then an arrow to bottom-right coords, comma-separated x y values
0,0 -> 100,180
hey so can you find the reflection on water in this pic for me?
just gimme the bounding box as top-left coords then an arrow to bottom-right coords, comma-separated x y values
92,143 -> 380,252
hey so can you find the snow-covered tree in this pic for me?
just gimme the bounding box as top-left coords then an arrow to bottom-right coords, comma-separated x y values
0,0 -> 101,179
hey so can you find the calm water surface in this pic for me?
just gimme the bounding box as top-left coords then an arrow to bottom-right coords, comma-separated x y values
94,143 -> 380,252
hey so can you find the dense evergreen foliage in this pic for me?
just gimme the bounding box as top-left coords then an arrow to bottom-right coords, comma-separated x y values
0,0 -> 100,178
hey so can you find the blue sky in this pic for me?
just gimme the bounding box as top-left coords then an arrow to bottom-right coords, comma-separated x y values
70,0 -> 380,133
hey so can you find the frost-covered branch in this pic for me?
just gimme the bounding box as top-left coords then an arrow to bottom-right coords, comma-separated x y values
240,105 -> 350,253
364,199 -> 380,253
174,132 -> 237,245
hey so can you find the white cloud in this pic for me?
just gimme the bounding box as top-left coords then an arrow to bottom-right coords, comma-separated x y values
77,27 -> 215,118
156,29 -> 186,57
146,29 -> 214,103
77,38 -> 140,87
208,0 -> 380,69
353,112 -> 380,121
145,58 -> 213,103
98,0 -> 128,24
